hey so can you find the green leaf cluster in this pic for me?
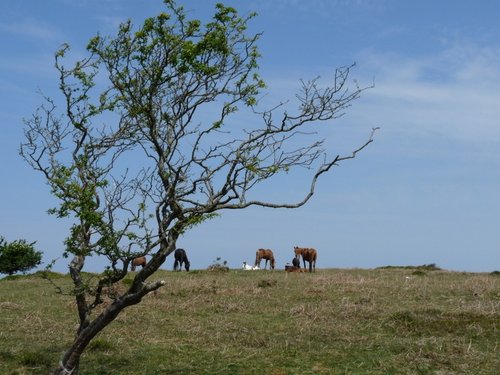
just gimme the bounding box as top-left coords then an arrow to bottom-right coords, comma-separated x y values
0,236 -> 42,275
86,0 -> 264,129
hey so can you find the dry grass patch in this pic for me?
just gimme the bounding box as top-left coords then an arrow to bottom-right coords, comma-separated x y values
1,269 -> 498,374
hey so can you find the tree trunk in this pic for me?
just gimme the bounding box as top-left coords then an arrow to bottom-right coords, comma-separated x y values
52,293 -> 142,374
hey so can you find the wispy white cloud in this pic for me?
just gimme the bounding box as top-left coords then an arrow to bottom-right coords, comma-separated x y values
354,42 -> 500,143
0,19 -> 60,41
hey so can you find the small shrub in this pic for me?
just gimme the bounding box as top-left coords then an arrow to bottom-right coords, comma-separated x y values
412,270 -> 426,276
207,257 -> 229,272
417,263 -> 441,271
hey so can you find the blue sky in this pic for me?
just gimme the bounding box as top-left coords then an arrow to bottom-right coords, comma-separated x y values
1,0 -> 499,273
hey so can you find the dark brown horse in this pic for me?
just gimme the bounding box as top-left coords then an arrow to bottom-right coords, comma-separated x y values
173,248 -> 190,271
254,249 -> 275,270
131,256 -> 146,271
293,246 -> 317,272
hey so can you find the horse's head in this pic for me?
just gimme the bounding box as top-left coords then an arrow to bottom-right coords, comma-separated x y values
185,260 -> 190,272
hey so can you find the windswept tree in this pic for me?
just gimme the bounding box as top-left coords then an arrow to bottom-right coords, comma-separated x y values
0,236 -> 42,275
20,1 -> 377,373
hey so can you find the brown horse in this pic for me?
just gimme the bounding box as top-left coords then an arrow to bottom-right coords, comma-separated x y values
131,256 -> 146,271
293,246 -> 317,272
255,249 -> 275,270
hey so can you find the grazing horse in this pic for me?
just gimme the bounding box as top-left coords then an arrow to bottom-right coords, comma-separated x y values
174,248 -> 190,271
293,246 -> 317,272
254,248 -> 275,270
131,256 -> 146,271
292,256 -> 301,268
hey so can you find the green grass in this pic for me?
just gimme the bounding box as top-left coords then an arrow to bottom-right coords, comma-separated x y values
0,268 -> 499,374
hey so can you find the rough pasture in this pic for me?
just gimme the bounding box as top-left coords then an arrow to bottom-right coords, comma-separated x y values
0,268 -> 498,374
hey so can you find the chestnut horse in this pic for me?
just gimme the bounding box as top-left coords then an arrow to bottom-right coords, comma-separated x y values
293,246 -> 317,272
131,256 -> 146,271
255,248 -> 275,270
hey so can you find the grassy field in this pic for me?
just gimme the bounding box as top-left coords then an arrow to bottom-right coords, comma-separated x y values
0,268 -> 498,374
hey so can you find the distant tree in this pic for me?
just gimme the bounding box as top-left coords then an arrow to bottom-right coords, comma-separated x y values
20,1 -> 377,373
0,236 -> 42,275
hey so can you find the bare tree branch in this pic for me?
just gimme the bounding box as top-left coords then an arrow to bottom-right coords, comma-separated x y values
20,2 -> 377,373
